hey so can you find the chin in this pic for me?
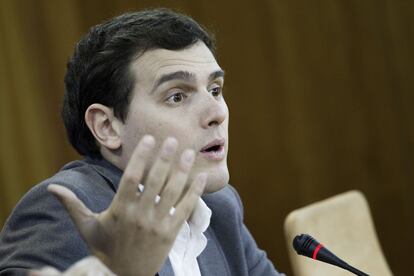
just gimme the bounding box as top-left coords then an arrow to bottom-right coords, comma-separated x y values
203,167 -> 230,194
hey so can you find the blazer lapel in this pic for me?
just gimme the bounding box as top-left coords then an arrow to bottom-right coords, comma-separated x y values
158,257 -> 174,276
198,228 -> 231,276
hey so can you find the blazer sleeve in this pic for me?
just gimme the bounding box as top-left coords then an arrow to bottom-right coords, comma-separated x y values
0,182 -> 90,274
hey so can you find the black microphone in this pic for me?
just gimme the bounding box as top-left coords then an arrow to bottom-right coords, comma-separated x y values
292,234 -> 369,276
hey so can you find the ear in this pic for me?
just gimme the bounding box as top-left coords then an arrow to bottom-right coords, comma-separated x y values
84,104 -> 122,151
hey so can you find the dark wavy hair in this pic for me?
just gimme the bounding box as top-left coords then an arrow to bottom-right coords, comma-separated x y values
62,8 -> 215,157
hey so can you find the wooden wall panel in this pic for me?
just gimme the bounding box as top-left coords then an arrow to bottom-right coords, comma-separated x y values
1,0 -> 413,274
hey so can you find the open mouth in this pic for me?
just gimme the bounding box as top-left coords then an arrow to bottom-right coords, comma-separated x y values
201,144 -> 222,153
200,139 -> 225,161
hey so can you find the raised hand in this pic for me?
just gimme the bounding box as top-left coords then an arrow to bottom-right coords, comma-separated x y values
48,136 -> 206,276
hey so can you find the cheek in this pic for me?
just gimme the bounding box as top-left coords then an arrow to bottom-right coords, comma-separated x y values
133,112 -> 193,147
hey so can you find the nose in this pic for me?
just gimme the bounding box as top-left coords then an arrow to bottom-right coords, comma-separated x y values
200,95 -> 228,129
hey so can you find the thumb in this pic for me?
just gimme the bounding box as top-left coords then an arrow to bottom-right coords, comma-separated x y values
47,184 -> 96,236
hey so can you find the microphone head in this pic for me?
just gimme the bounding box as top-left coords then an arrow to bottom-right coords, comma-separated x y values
292,234 -> 319,258
292,234 -> 370,276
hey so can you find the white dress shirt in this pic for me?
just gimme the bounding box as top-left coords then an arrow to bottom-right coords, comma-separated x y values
168,198 -> 212,276
137,184 -> 212,276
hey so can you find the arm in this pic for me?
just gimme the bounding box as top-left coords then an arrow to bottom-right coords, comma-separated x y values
0,183 -> 90,273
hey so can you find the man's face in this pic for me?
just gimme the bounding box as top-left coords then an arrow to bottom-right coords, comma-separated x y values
119,41 -> 229,193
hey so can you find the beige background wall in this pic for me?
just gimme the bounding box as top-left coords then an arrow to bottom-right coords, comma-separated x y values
1,0 -> 413,275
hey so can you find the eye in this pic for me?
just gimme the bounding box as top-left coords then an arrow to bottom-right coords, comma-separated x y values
210,86 -> 223,98
165,92 -> 187,104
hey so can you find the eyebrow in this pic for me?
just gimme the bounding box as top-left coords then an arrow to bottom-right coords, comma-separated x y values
152,69 -> 225,92
208,69 -> 225,82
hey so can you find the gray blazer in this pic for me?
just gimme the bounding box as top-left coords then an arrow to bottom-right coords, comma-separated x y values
0,158 -> 283,275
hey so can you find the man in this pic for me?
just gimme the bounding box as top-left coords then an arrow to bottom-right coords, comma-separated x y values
0,9 -> 283,275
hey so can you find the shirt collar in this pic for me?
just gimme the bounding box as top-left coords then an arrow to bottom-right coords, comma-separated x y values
189,198 -> 212,233
85,157 -> 123,191
169,197 -> 211,275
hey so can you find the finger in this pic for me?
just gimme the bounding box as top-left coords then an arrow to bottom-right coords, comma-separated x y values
116,135 -> 155,202
139,137 -> 178,206
47,184 -> 95,237
172,173 -> 206,229
156,149 -> 195,218
29,266 -> 61,276
63,256 -> 116,276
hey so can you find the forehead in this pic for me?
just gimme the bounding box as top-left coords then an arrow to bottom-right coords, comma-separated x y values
130,41 -> 221,84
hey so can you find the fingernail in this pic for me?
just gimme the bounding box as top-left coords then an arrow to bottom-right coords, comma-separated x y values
163,137 -> 178,155
142,135 -> 155,148
181,149 -> 195,167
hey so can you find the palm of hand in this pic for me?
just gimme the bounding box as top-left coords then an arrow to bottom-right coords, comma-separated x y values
48,136 -> 206,276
